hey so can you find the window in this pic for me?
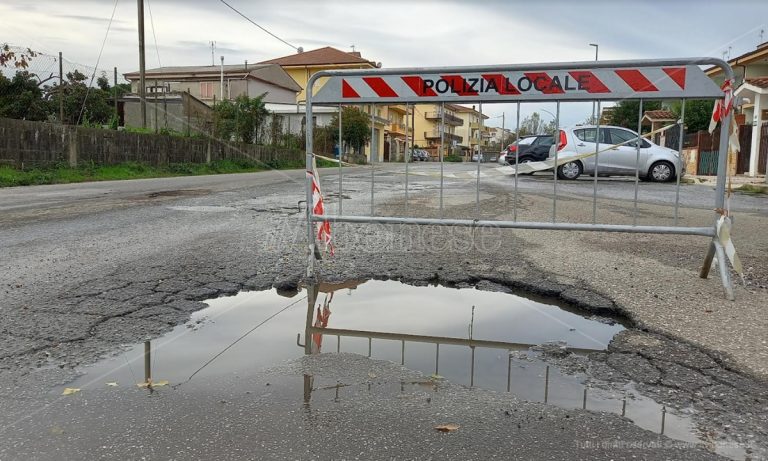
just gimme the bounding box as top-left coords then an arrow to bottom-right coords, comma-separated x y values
147,84 -> 169,94
574,128 -> 608,143
609,128 -> 642,146
518,137 -> 536,145
200,82 -> 214,99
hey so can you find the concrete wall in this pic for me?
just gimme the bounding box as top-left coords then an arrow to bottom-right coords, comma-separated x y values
123,93 -> 213,133
0,117 -> 303,169
123,99 -> 188,133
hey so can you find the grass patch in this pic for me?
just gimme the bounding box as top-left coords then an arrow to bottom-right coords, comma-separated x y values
0,157 -> 333,188
737,184 -> 768,195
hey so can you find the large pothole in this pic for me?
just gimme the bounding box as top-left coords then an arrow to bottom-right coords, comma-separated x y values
63,279 -> 760,459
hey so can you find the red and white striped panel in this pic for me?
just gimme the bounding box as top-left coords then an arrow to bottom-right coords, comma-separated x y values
312,65 -> 722,103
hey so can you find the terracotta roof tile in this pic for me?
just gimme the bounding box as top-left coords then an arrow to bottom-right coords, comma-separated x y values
643,110 -> 677,121
258,46 -> 376,67
745,77 -> 768,89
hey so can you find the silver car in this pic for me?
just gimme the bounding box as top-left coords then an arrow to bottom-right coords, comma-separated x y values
549,125 -> 684,182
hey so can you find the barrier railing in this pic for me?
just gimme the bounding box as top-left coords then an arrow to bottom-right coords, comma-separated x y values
305,58 -> 736,299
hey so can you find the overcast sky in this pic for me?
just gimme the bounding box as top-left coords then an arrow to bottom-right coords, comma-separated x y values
2,0 -> 767,127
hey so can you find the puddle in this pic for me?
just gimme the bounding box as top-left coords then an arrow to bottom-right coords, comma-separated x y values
65,280 -> 745,459
144,189 -> 210,198
167,205 -> 237,212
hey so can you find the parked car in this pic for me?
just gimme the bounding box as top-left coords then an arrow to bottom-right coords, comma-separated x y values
548,125 -> 683,182
471,151 -> 497,162
503,135 -> 554,165
408,149 -> 429,161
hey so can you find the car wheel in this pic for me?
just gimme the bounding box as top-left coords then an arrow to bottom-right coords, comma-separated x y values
648,161 -> 674,182
517,158 -> 534,175
556,161 -> 582,180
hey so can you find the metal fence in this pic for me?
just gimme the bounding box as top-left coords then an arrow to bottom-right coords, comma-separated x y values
304,58 -> 735,299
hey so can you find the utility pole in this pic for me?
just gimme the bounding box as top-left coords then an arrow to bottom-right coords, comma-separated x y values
138,0 -> 147,129
210,41 -> 216,66
113,67 -> 118,127
501,112 -> 505,149
220,56 -> 224,100
58,52 -> 64,124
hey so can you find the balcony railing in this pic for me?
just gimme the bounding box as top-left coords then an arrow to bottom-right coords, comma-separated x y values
389,123 -> 412,135
424,130 -> 463,143
425,111 -> 463,126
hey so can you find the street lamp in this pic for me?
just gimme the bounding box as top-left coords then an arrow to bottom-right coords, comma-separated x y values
537,108 -> 558,136
589,43 -> 599,122
489,113 -> 506,149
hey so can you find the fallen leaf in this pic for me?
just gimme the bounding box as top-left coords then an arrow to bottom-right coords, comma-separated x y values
50,426 -> 64,435
434,424 -> 459,432
430,374 -> 445,380
106,382 -> 119,387
61,387 -> 80,396
367,373 -> 377,379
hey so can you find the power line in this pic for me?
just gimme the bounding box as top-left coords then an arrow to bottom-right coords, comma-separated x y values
218,0 -> 298,51
175,295 -> 307,387
146,0 -> 162,68
76,0 -> 120,125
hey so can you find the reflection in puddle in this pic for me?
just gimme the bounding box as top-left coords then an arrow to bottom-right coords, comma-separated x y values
65,280 -> 741,459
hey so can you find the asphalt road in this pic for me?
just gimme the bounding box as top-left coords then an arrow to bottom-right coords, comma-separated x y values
1,163 -> 766,460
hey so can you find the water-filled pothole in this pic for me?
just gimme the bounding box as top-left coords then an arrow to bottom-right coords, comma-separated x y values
64,280 -> 743,459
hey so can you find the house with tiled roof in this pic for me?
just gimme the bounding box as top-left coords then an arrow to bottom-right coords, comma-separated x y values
124,63 -> 301,106
120,63 -> 301,132
641,110 -> 678,147
258,46 -> 378,103
707,42 -> 768,177
259,47 -> 408,162
453,105 -> 490,158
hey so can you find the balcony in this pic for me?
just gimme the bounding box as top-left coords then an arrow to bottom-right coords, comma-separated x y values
388,123 -> 412,136
424,130 -> 463,143
425,111 -> 463,126
388,104 -> 408,114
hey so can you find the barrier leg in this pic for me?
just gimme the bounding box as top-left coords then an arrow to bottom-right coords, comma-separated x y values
700,239 -> 716,279
713,239 -> 735,301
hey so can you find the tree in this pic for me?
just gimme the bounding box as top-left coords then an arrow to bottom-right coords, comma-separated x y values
46,70 -> 113,125
518,112 -> 556,136
0,71 -> 50,120
214,93 -> 269,143
0,44 -> 36,69
329,107 -> 370,154
608,100 -> 661,130
668,99 -> 714,133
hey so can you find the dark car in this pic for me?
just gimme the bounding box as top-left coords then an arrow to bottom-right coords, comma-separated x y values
504,135 -> 554,165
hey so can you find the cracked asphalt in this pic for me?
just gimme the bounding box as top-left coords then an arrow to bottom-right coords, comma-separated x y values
1,163 -> 766,460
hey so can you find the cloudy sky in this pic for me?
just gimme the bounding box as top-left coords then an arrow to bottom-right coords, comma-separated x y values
2,0 -> 767,126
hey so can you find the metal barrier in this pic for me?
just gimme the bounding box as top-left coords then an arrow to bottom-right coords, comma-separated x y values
304,58 -> 735,299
